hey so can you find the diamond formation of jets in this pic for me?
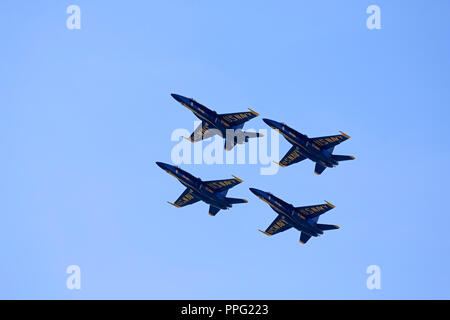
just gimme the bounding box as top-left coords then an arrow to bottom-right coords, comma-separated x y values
157,94 -> 354,245
263,118 -> 354,175
249,188 -> 339,244
156,162 -> 248,216
171,93 -> 263,150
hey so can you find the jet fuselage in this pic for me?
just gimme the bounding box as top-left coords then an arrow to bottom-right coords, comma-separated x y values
249,188 -> 323,237
156,162 -> 231,209
263,119 -> 338,168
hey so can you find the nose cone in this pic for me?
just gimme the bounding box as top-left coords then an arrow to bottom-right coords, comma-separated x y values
170,93 -> 181,101
155,161 -> 175,172
249,188 -> 266,198
262,118 -> 281,130
171,93 -> 189,105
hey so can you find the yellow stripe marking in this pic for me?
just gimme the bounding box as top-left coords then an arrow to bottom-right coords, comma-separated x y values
167,201 -> 181,208
324,200 -> 335,208
232,175 -> 243,183
339,131 -> 350,139
273,161 -> 286,167
258,229 -> 272,236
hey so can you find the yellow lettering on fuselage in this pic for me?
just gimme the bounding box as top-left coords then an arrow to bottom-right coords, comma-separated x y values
298,205 -> 328,216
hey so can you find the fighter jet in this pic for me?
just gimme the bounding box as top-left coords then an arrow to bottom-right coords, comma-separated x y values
171,93 -> 263,150
263,118 -> 354,175
250,188 -> 339,244
156,161 -> 248,216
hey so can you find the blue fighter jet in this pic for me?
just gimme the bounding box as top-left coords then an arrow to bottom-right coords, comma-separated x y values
171,93 -> 263,150
156,161 -> 248,216
250,188 -> 339,244
263,118 -> 354,175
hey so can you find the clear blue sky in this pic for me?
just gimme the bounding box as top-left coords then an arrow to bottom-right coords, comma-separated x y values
1,1 -> 450,299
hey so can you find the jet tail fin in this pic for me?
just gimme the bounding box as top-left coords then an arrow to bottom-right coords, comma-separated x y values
299,232 -> 312,244
208,206 -> 221,216
314,163 -> 327,175
331,155 -> 355,161
316,224 -> 340,231
225,197 -> 248,205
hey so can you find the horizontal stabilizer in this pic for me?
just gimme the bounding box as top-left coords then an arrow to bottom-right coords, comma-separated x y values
331,154 -> 355,161
224,131 -> 262,150
225,197 -> 248,205
316,224 -> 339,231
244,131 -> 262,139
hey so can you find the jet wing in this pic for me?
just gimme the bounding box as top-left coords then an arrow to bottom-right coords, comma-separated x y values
259,214 -> 292,236
295,201 -> 335,219
309,132 -> 350,150
220,109 -> 259,128
204,176 -> 243,193
186,121 -> 218,142
276,146 -> 307,167
167,188 -> 200,208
